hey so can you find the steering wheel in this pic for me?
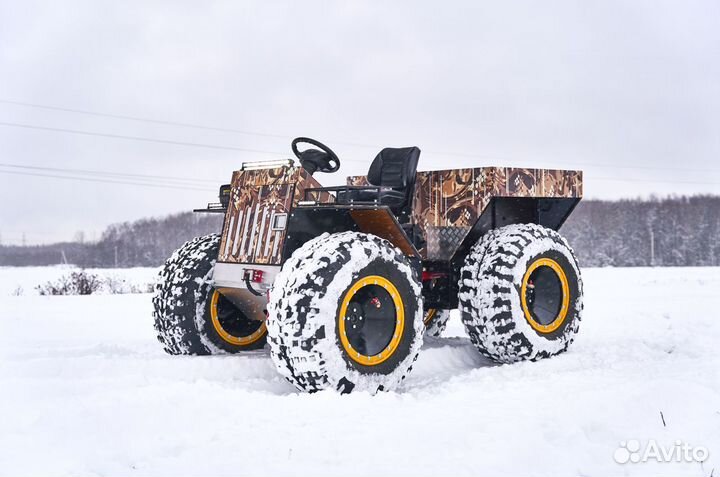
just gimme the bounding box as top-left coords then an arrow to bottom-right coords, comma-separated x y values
291,137 -> 341,174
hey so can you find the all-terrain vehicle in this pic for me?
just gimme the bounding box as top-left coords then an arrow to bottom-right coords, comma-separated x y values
153,137 -> 584,393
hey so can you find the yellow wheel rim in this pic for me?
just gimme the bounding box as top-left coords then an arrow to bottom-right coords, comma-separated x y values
338,275 -> 405,366
520,258 -> 570,334
423,308 -> 437,326
210,290 -> 267,346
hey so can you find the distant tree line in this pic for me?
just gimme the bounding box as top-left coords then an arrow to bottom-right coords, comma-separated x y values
0,212 -> 222,267
562,195 -> 720,267
1,195 -> 719,268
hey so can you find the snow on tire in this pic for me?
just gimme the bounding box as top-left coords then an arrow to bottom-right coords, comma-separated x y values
458,223 -> 583,363
267,231 -> 424,393
152,234 -> 266,355
423,309 -> 451,338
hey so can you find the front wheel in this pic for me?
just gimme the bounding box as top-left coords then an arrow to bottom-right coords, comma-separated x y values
267,232 -> 424,393
458,224 -> 583,363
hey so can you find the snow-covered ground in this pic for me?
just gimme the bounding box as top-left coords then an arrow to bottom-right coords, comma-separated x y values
0,266 -> 718,476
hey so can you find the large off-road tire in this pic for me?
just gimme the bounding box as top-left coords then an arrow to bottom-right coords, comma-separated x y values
153,234 -> 267,355
423,309 -> 452,338
458,223 -> 583,363
267,232 -> 424,393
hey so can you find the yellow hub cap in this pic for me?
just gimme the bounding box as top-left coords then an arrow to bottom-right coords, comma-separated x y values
210,290 -> 267,346
338,275 -> 405,366
520,257 -> 570,334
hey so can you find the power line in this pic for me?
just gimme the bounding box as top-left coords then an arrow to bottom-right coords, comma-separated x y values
2,100 -> 720,175
0,98 -> 384,150
0,98 -> 661,167
593,176 -> 720,187
3,116 -> 719,176
0,98 -> 292,141
2,162 -> 718,191
0,121 -> 286,155
0,169 -> 215,191
0,162 -> 222,185
0,119 -> 374,166
5,98 -> 720,174
0,99 -> 518,158
1,100 -> 719,181
519,159 -> 720,174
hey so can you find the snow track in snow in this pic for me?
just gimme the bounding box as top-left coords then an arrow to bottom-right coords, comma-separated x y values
1,267 -> 719,476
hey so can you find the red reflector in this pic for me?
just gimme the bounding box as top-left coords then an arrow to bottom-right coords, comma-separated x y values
422,271 -> 447,281
245,269 -> 264,283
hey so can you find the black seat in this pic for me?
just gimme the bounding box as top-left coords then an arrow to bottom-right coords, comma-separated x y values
368,147 -> 420,220
339,147 -> 420,223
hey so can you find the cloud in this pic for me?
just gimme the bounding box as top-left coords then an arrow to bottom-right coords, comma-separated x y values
1,0 -> 718,243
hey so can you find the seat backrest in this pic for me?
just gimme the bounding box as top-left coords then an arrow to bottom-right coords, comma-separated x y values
367,146 -> 420,221
367,147 -> 420,189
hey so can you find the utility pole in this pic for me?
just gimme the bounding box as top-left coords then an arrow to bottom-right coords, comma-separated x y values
649,229 -> 655,267
114,245 -> 118,268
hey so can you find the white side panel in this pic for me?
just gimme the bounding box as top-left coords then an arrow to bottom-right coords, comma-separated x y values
239,206 -> 252,256
231,210 -> 244,256
223,215 -> 235,258
246,204 -> 261,259
255,206 -> 270,258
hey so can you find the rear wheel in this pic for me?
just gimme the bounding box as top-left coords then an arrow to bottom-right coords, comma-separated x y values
267,232 -> 424,393
152,234 -> 266,355
458,224 -> 583,363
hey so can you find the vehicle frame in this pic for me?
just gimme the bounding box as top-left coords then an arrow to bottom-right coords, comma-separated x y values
196,156 -> 583,323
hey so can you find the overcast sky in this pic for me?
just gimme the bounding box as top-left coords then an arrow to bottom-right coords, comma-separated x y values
1,0 -> 719,245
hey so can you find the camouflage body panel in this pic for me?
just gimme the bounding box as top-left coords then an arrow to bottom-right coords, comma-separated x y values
348,167 -> 582,259
218,166 -> 325,265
